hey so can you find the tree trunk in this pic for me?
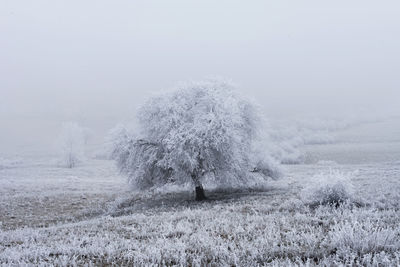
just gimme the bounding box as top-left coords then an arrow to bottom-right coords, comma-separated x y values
192,172 -> 207,201
195,184 -> 207,201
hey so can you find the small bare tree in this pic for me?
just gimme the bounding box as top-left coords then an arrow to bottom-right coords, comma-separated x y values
111,80 -> 280,200
58,122 -> 85,168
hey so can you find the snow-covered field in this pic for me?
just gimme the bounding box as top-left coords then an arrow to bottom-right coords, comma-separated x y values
1,118 -> 400,266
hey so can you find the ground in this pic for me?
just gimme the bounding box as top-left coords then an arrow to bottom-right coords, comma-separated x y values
1,118 -> 400,266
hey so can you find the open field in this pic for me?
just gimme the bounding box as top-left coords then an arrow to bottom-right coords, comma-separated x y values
1,119 -> 400,266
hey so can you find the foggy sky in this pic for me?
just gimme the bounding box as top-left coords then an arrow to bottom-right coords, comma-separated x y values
1,0 -> 400,153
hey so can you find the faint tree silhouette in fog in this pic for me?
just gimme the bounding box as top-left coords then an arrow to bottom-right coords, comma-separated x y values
58,122 -> 86,168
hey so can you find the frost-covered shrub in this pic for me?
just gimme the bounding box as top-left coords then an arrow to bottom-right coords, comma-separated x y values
106,124 -> 133,161
111,79 -> 281,200
57,122 -> 86,168
301,170 -> 355,207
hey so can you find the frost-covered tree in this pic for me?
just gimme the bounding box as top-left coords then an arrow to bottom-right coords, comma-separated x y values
112,80 -> 280,200
105,124 -> 131,160
58,122 -> 86,168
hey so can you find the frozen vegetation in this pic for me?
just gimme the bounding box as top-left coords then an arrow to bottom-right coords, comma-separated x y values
57,122 -> 87,168
1,116 -> 399,265
110,80 -> 280,200
301,170 -> 356,208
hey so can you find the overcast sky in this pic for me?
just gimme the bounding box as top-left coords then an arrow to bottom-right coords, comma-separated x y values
1,0 -> 399,153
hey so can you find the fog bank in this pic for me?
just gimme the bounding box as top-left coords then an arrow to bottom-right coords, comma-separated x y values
1,0 -> 399,153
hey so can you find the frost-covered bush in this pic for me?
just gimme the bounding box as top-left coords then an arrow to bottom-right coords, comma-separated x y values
57,122 -> 86,168
111,79 -> 281,200
301,170 -> 355,207
106,124 -> 133,161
